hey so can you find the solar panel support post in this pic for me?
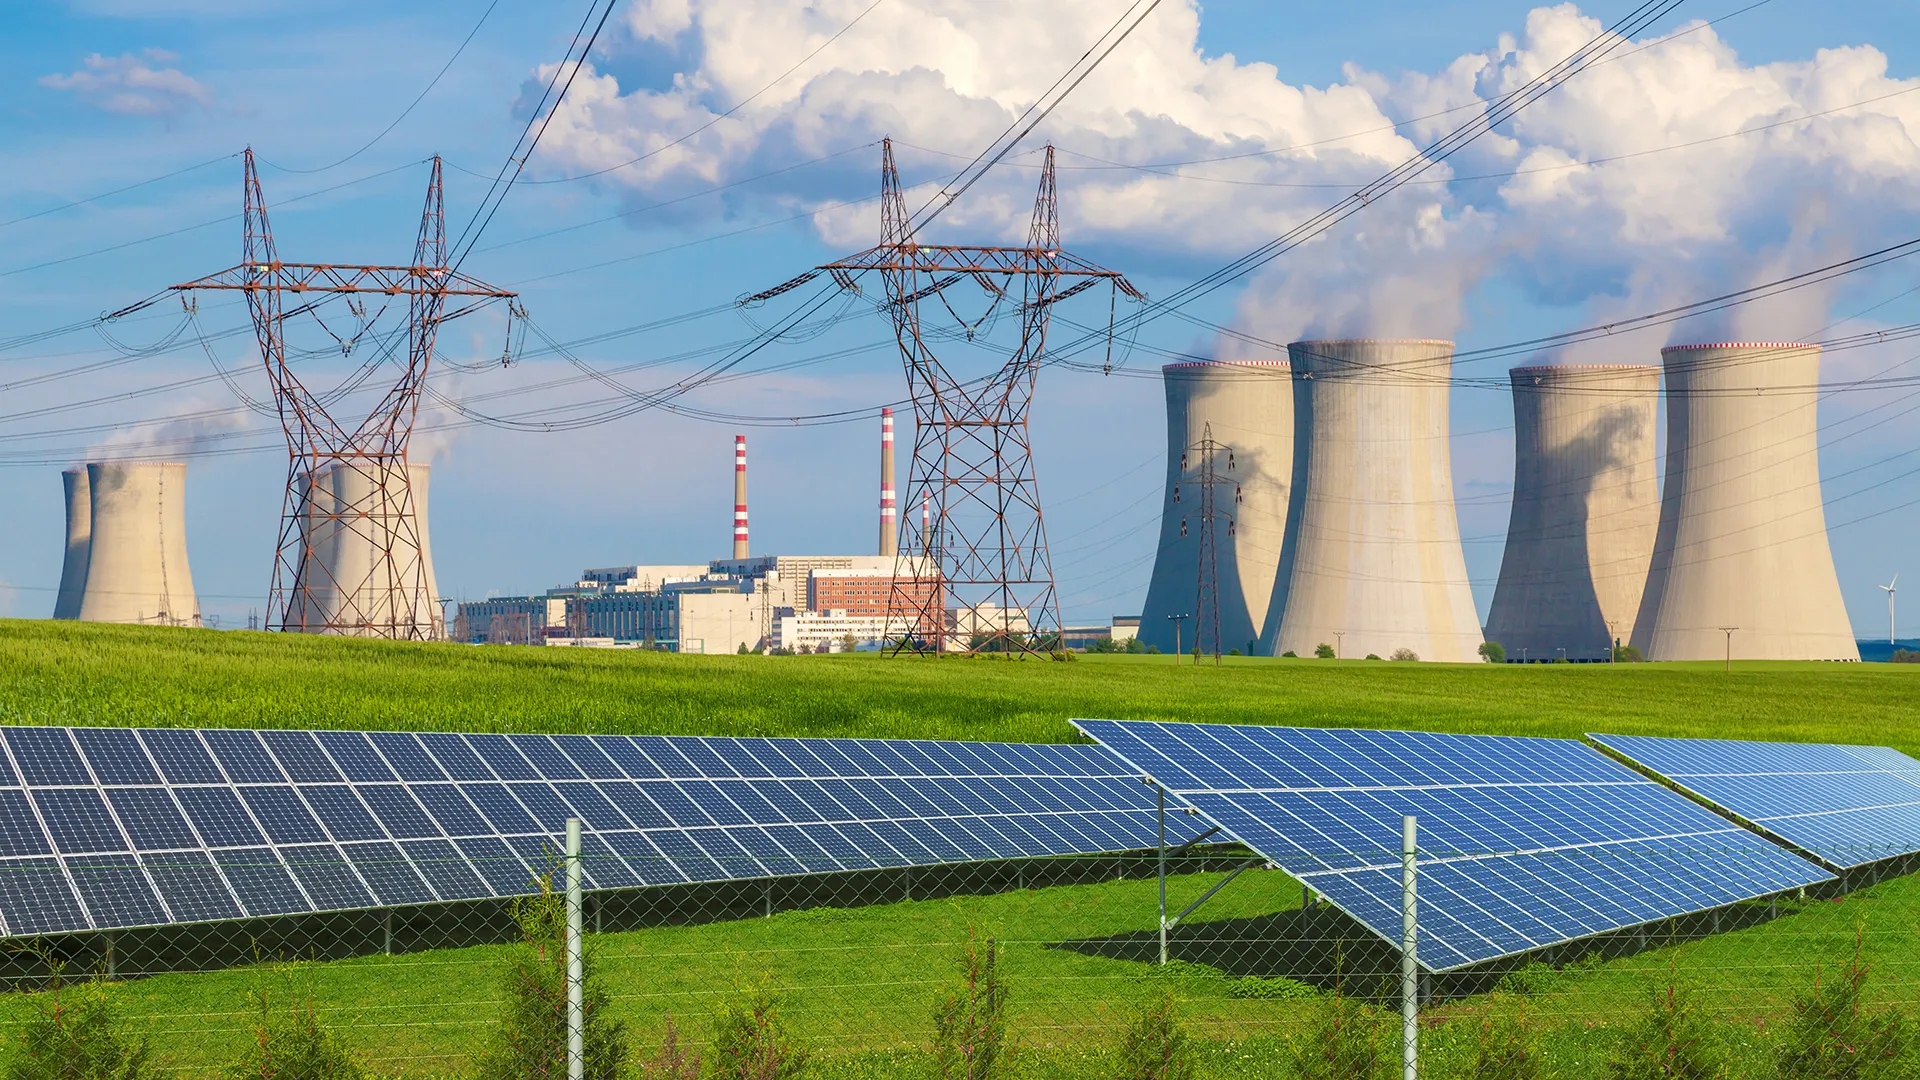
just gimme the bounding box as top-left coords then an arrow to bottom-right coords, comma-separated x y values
1157,785 -> 1168,966
565,818 -> 584,1080
1401,815 -> 1418,1080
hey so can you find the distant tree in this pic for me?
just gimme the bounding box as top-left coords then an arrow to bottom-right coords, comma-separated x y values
1314,643 -> 1336,659
1613,644 -> 1645,662
1281,651 -> 1298,658
1124,637 -> 1147,654
1227,649 -> 1241,657
1479,641 -> 1506,664
1390,648 -> 1419,662
736,643 -> 749,655
1891,649 -> 1920,664
840,633 -> 859,653
1145,645 -> 1162,655
1364,653 -> 1382,661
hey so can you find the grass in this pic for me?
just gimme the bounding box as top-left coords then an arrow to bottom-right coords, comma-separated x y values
0,619 -> 1917,1076
0,620 -> 1916,750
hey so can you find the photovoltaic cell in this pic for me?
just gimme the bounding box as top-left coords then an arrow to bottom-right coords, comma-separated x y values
1590,734 -> 1920,869
1074,719 -> 1833,971
0,725 -> 1190,940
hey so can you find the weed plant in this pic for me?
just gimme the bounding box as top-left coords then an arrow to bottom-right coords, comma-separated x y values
2,964 -> 150,1080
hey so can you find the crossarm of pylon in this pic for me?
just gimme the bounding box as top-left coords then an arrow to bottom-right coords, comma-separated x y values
737,269 -> 822,306
172,263 -> 516,299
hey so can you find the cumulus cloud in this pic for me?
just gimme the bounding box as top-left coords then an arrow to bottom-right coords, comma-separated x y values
40,48 -> 213,116
520,0 -> 1920,348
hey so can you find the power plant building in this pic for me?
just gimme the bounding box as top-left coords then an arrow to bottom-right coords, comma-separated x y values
1485,365 -> 1660,661
73,461 -> 200,626
1262,340 -> 1482,662
1632,343 -> 1858,661
1139,360 -> 1293,654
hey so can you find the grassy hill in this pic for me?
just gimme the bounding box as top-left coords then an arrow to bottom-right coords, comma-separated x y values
0,619 -> 1912,749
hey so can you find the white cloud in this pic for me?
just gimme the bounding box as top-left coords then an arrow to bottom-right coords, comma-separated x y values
40,48 -> 213,116
520,1 -> 1920,347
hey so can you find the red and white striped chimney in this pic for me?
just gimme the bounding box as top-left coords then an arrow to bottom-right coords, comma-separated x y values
878,408 -> 897,557
921,493 -> 932,554
732,435 -> 749,559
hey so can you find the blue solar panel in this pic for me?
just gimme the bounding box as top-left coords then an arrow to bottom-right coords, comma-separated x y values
1074,719 -> 1832,971
0,726 -> 1195,939
1590,734 -> 1920,869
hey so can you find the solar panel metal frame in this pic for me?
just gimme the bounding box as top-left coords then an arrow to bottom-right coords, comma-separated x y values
1072,718 -> 1833,972
0,727 -> 1200,940
1589,733 -> 1920,870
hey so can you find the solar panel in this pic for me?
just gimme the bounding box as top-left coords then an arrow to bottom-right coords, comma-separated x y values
1589,734 -> 1920,869
1073,719 -> 1831,971
0,727 -> 1194,939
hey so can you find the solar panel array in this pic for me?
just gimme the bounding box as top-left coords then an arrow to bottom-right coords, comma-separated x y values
1073,719 -> 1832,971
1590,733 -> 1920,869
0,726 -> 1188,939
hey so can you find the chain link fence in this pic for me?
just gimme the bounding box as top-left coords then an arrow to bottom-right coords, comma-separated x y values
0,830 -> 1914,1079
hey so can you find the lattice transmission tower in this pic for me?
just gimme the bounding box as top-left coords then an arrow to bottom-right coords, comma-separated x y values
173,150 -> 516,638
1177,422 -> 1236,663
752,140 -> 1140,654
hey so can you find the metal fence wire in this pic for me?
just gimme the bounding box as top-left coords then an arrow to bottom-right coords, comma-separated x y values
0,824 -> 1915,1079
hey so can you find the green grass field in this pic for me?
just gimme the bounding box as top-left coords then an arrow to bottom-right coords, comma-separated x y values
0,620 -> 1916,1078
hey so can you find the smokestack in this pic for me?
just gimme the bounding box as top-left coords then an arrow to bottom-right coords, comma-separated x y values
879,409 -> 897,557
76,461 -> 199,626
922,494 -> 932,554
53,467 -> 90,619
733,435 -> 750,559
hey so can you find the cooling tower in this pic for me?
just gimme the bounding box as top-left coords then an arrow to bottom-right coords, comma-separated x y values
283,469 -> 328,632
304,461 -> 438,637
1484,365 -> 1660,661
1631,343 -> 1857,661
75,461 -> 199,626
53,467 -> 90,619
1262,340 -> 1481,662
410,462 -> 443,636
1139,360 -> 1293,654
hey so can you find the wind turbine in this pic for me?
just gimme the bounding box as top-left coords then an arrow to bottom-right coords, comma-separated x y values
1882,574 -> 1899,646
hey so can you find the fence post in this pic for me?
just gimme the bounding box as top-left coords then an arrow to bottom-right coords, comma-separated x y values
1157,785 -> 1168,966
1401,815 -> 1418,1080
566,817 -> 584,1080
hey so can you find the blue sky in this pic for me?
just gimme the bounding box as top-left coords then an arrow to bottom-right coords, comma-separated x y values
2,0 -> 1918,638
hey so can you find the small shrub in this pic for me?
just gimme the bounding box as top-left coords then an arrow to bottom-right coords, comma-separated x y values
933,931 -> 1008,1080
1470,996 -> 1542,1080
1363,653 -> 1382,662
1288,992 -> 1389,1080
1225,976 -> 1313,1001
635,1014 -> 700,1080
1606,984 -> 1723,1080
1314,643 -> 1336,659
1495,963 -> 1560,998
1390,648 -> 1418,662
224,981 -> 366,1080
1775,940 -> 1911,1080
1614,644 -> 1645,662
1479,641 -> 1506,664
1114,993 -> 1194,1080
711,990 -> 808,1080
5,965 -> 151,1080
472,874 -> 630,1080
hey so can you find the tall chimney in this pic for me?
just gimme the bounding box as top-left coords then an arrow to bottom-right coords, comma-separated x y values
879,408 -> 897,557
733,435 -> 750,559
921,493 -> 932,554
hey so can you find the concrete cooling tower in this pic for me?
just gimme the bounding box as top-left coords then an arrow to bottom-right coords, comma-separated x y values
1139,360 -> 1293,654
1485,365 -> 1660,661
291,461 -> 440,637
75,461 -> 199,626
1632,343 -> 1857,661
53,466 -> 90,619
1262,340 -> 1481,662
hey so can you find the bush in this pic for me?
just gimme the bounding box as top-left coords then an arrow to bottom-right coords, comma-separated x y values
1614,644 -> 1645,662
5,965 -> 151,1080
1364,654 -> 1382,661
1470,997 -> 1542,1080
1390,648 -> 1419,662
710,990 -> 808,1080
472,874 -> 630,1080
933,932 -> 1009,1080
1281,651 -> 1298,658
1775,943 -> 1911,1079
1114,993 -> 1193,1080
1314,643 -> 1336,659
1606,984 -> 1723,1080
1124,638 -> 1147,654
224,980 -> 366,1080
1288,993 -> 1389,1080
1225,977 -> 1313,1001
1479,641 -> 1505,664
635,1015 -> 700,1080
